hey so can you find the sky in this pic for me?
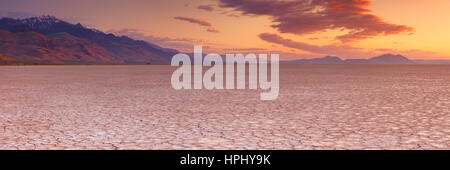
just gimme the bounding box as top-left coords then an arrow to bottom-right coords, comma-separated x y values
1,0 -> 450,60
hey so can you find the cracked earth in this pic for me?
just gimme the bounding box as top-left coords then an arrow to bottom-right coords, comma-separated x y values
0,65 -> 449,150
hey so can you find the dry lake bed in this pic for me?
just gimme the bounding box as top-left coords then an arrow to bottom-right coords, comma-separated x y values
0,65 -> 449,150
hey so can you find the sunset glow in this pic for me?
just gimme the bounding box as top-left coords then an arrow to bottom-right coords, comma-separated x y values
1,0 -> 450,59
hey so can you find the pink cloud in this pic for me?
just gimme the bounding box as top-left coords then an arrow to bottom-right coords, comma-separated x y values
219,0 -> 414,42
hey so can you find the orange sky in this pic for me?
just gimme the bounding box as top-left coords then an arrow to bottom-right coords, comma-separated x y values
1,0 -> 450,59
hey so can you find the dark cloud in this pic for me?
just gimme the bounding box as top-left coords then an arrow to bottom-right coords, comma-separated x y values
219,0 -> 414,42
174,16 -> 212,27
198,4 -> 215,11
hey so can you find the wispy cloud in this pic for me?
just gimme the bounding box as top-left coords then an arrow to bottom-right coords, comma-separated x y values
258,33 -> 367,57
174,16 -> 212,27
107,28 -> 198,52
258,33 -> 447,59
107,28 -> 227,52
198,4 -> 215,11
223,48 -> 267,51
174,16 -> 220,33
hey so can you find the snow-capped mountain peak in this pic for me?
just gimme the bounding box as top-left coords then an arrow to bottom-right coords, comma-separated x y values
19,15 -> 64,28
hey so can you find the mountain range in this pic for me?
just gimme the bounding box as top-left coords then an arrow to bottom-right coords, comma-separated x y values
281,54 -> 417,64
0,16 -> 177,64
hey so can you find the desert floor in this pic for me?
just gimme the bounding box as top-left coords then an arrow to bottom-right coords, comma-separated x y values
0,65 -> 449,149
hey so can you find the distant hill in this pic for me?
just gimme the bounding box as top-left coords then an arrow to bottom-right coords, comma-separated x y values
282,54 -> 416,64
0,16 -> 178,64
366,54 -> 415,64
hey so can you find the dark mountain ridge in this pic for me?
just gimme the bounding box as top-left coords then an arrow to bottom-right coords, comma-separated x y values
0,16 -> 178,64
281,54 -> 416,64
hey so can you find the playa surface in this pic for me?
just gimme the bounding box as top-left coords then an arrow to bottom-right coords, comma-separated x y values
0,65 -> 449,150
